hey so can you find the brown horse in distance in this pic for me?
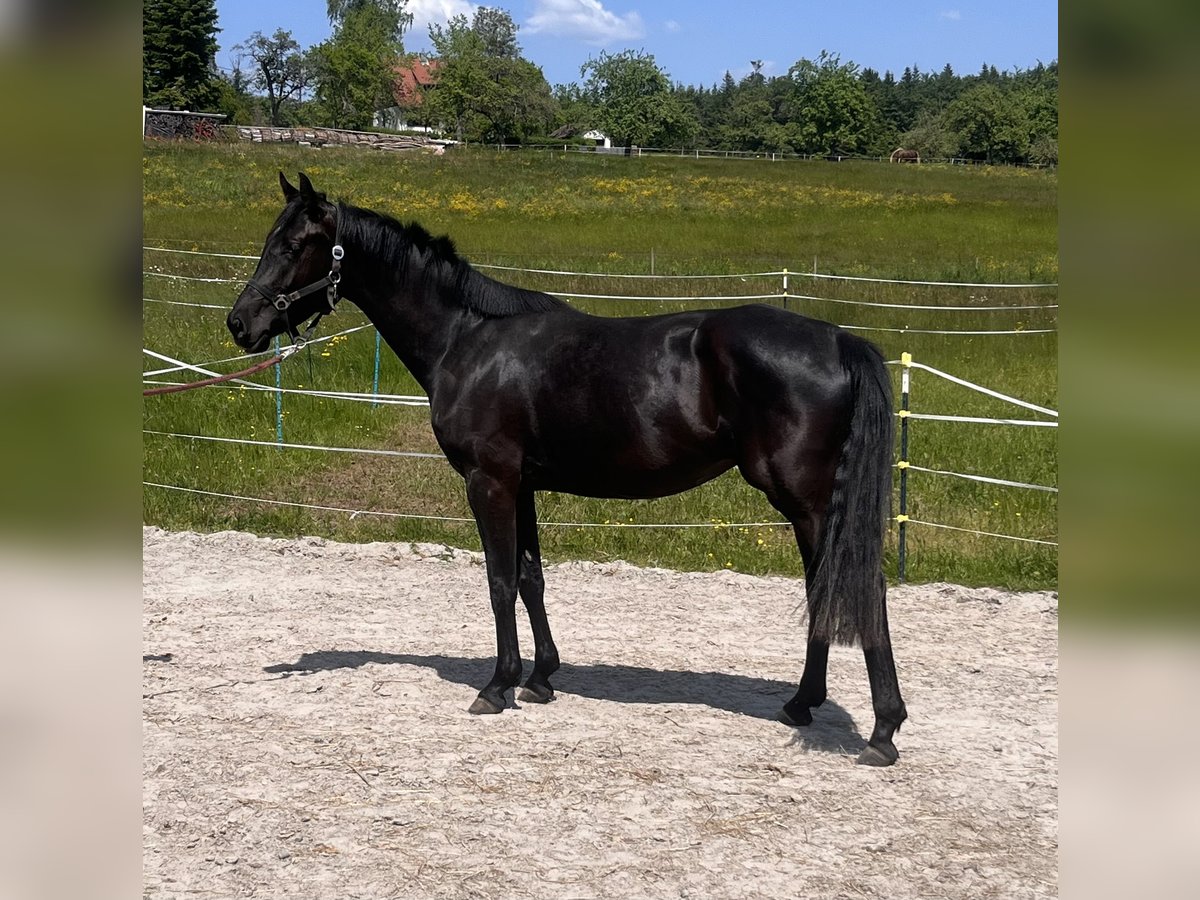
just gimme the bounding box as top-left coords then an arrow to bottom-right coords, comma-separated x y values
890,148 -> 920,163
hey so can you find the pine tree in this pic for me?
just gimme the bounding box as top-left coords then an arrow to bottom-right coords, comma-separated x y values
144,0 -> 222,110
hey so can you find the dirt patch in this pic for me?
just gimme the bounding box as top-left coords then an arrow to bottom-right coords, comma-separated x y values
143,527 -> 1057,899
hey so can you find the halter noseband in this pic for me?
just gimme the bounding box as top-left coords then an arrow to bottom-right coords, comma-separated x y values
245,205 -> 345,346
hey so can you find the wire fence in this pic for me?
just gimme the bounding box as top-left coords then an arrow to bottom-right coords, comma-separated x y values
143,245 -> 1059,340
143,250 -> 1058,565
480,142 -> 1057,171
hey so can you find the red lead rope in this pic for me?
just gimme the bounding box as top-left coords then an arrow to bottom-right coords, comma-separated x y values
142,352 -> 286,397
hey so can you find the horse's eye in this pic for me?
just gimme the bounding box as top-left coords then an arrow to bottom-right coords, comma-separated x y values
287,242 -> 301,255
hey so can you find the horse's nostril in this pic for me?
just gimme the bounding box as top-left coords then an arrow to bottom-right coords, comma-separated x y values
228,313 -> 245,338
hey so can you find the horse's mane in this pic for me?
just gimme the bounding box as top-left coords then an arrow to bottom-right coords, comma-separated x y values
339,203 -> 567,318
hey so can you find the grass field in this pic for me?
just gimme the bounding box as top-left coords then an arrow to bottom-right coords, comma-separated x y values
142,142 -> 1057,589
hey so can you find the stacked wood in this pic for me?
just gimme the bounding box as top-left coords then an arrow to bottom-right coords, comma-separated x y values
235,126 -> 447,153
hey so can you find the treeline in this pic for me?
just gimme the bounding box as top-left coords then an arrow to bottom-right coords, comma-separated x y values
674,55 -> 1058,164
143,1 -> 1057,166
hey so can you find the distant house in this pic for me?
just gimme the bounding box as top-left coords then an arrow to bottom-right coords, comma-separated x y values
550,124 -> 612,149
375,57 -> 442,133
583,129 -> 612,149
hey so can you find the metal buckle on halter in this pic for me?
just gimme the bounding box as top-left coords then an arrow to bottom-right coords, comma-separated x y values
325,243 -> 344,311
273,294 -> 292,311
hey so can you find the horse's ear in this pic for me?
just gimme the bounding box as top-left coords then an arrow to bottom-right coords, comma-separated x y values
298,172 -> 319,200
280,171 -> 299,201
297,172 -> 328,211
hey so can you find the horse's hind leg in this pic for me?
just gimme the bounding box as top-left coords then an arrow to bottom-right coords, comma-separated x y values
515,488 -> 560,704
774,507 -> 907,765
778,512 -> 831,727
858,600 -> 907,767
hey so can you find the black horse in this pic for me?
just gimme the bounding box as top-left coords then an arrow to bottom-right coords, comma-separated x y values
228,173 -> 908,766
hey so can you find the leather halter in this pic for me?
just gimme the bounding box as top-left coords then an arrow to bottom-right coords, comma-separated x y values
244,205 -> 345,345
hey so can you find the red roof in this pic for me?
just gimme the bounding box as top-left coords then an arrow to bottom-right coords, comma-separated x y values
393,58 -> 441,107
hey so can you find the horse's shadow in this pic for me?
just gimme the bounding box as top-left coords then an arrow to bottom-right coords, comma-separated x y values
264,650 -> 867,756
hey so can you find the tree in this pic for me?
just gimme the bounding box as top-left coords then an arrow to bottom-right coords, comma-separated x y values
427,9 -> 555,143
472,6 -> 520,59
212,67 -> 256,125
311,1 -> 409,129
552,82 -> 595,132
143,0 -> 221,110
900,109 -> 959,159
580,50 -> 698,148
784,52 -> 879,155
326,0 -> 412,30
944,84 -> 1031,164
234,29 -> 307,126
718,65 -> 792,152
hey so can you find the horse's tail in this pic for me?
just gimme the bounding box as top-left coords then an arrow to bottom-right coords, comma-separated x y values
806,331 -> 894,647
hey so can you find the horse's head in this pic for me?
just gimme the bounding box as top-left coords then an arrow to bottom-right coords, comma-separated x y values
227,172 -> 339,353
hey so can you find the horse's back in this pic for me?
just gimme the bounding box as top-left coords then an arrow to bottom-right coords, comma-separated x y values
695,305 -> 851,411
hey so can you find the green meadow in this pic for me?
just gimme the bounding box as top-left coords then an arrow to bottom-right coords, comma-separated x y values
143,142 -> 1057,589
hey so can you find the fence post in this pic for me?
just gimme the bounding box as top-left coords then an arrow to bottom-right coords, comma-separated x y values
274,335 -> 284,446
782,268 -> 789,310
897,352 -> 912,582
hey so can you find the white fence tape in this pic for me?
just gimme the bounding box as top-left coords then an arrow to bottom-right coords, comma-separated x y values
143,481 -> 790,529
476,263 -> 784,280
904,412 -> 1057,427
142,377 -> 431,406
144,431 -> 444,459
146,431 -> 1058,495
548,290 -> 788,302
143,347 -> 430,406
904,519 -> 1058,547
796,272 -> 1056,289
142,325 -> 373,377
145,481 -> 476,523
143,297 -> 227,310
845,325 -> 1054,336
145,271 -> 243,284
145,246 -> 256,260
789,291 -> 1057,312
143,245 -> 1057,289
143,292 -> 1058,331
905,464 -> 1058,493
905,361 -> 1058,417
143,287 -> 1057,317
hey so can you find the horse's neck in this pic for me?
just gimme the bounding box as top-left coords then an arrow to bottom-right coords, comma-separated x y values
345,243 -> 464,396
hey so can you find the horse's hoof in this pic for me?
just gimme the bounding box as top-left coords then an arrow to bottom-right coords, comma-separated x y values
856,743 -> 898,767
777,704 -> 813,727
517,683 -> 554,704
467,695 -> 505,715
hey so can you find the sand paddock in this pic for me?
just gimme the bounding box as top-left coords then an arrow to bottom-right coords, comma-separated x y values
143,527 -> 1057,898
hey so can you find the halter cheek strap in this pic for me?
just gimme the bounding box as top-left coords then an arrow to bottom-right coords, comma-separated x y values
268,242 -> 343,313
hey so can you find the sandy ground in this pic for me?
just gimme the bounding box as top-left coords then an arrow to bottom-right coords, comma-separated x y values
143,527 -> 1057,899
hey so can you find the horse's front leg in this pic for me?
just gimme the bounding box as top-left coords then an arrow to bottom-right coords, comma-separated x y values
465,469 -> 523,715
515,488 -> 560,704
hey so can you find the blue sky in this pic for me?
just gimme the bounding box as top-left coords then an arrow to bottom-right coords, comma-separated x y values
213,0 -> 1058,88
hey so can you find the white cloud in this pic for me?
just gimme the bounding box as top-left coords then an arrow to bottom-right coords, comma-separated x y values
406,0 -> 479,35
940,10 -> 962,21
525,0 -> 645,45
664,20 -> 681,34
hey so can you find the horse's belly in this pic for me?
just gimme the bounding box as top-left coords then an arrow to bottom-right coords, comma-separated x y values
526,435 -> 735,499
